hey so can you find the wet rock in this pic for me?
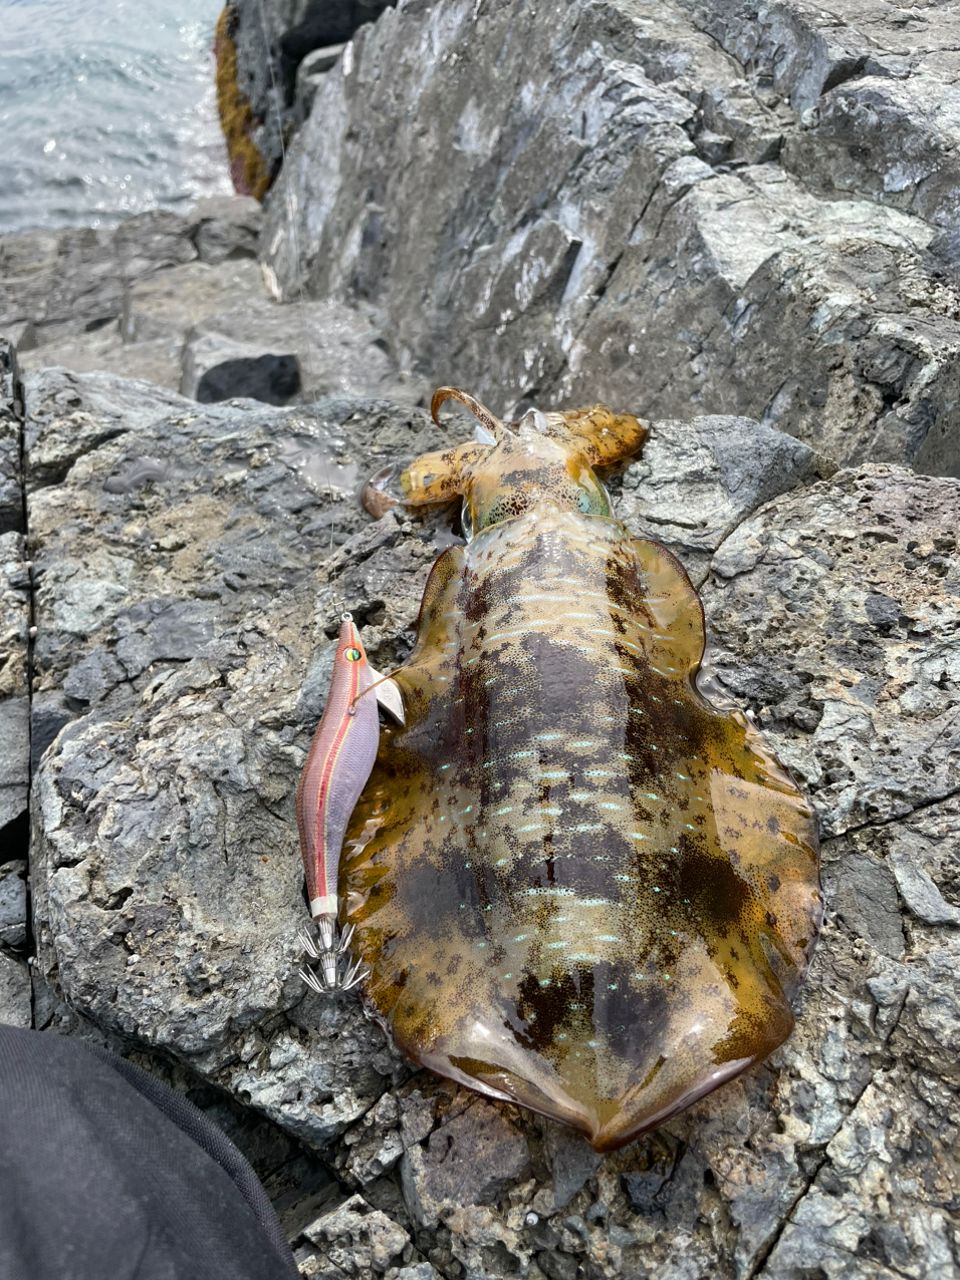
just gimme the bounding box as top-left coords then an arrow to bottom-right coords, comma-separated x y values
543,1127 -> 602,1212
223,1 -> 398,186
0,860 -> 27,950
263,0 -> 960,474
824,850 -> 905,960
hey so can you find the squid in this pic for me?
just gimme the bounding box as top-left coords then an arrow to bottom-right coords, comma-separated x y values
294,388 -> 821,1151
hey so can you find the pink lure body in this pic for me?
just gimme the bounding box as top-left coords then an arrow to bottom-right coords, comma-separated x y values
295,616 -> 380,923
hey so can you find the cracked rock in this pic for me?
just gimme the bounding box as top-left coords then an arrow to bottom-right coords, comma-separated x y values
0,860 -> 28,949
179,295 -> 411,405
1,200 -> 268,393
702,465 -> 960,837
401,1096 -> 531,1229
0,342 -> 28,836
0,952 -> 31,1027
302,1194 -> 411,1275
263,0 -> 960,473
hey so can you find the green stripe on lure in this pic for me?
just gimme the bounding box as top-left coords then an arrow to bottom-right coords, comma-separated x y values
295,390 -> 821,1150
295,613 -> 401,993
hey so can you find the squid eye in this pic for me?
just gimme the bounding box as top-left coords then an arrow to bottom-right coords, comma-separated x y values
344,647 -> 362,662
460,497 -> 475,542
575,470 -> 612,517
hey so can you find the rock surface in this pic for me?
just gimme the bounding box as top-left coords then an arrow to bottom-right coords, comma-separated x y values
222,0 -> 398,185
18,366 -> 959,1278
4,0 -> 960,1276
0,952 -> 31,1028
0,342 -> 28,838
180,294 -> 414,404
0,860 -> 28,949
263,0 -> 960,475
0,199 -> 406,406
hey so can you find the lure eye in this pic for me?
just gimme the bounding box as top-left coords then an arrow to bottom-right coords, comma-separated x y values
344,647 -> 363,662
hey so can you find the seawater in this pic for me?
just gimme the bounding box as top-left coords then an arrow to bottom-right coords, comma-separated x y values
0,0 -> 232,232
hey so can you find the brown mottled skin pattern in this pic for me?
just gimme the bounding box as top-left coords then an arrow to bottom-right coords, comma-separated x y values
342,395 -> 821,1152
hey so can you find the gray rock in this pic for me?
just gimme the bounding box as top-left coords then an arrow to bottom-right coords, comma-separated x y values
0,212 -> 197,348
3,201 -> 272,392
302,1193 -> 410,1274
262,0 -> 960,474
0,696 -> 29,834
889,846 -> 960,929
296,45 -> 347,123
23,367 -> 185,487
190,195 -> 263,265
615,414 -> 823,585
5,209 -> 410,406
703,466 -> 960,837
0,860 -> 27,949
0,225 -> 126,344
824,850 -> 905,960
179,295 -> 410,405
26,370 -> 447,1147
0,347 -> 28,836
0,952 -> 31,1027
21,328 -> 183,392
224,1 -> 398,183
121,258 -> 265,345
388,1266 -> 440,1280
401,1096 -> 531,1229
0,340 -> 23,533
335,1089 -> 405,1186
542,1126 -> 602,1212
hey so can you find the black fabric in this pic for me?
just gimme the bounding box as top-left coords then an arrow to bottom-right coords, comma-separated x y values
0,1026 -> 299,1280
